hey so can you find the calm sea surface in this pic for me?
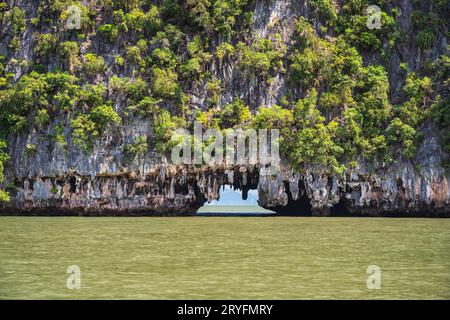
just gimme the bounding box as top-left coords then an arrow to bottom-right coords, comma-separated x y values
0,216 -> 449,299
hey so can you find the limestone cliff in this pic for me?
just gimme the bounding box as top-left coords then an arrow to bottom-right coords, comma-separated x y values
0,0 -> 448,216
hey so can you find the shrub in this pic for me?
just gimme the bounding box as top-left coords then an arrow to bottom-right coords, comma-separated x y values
33,33 -> 58,58
59,41 -> 80,72
335,107 -> 363,160
386,118 -> 417,158
114,55 -> 125,67
125,8 -> 146,32
195,109 -> 220,129
252,105 -> 293,130
153,110 -> 186,153
145,5 -> 162,33
71,114 -> 98,151
239,37 -> 285,78
213,0 -> 249,39
80,83 -> 106,107
290,48 -> 320,88
219,98 -> 252,128
356,65 -> 392,140
151,47 -> 178,69
126,45 -> 143,64
0,71 -> 51,133
309,0 -> 337,24
294,17 -> 318,48
180,58 -> 202,77
357,32 -> 382,50
397,73 -> 432,128
51,125 -> 67,149
216,42 -> 235,61
10,7 -> 26,34
186,0 -> 212,31
71,105 -> 121,151
35,109 -> 50,128
128,96 -> 162,117
282,89 -> 345,173
58,3 -> 95,33
83,54 -> 106,76
45,71 -> 80,110
151,67 -> 179,98
206,79 -> 222,108
151,24 -> 185,50
124,135 -> 148,158
187,35 -> 204,56
109,76 -> 148,103
89,105 -> 122,129
416,28 -> 434,49
98,24 -> 119,41
433,97 -> 450,153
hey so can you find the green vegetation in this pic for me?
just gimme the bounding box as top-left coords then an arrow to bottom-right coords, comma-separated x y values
410,6 -> 442,50
83,54 -> 106,77
309,0 -> 337,24
151,67 -> 179,98
0,71 -> 57,134
238,35 -> 286,80
109,76 -> 148,104
71,114 -> 99,151
72,105 -> 121,151
213,0 -> 250,39
216,42 -> 235,62
416,29 -> 435,49
10,7 -> 26,34
153,109 -> 186,153
128,97 -> 162,117
0,0 -> 448,189
219,99 -> 252,128
33,33 -> 58,59
289,89 -> 345,173
124,135 -> 148,159
59,41 -> 80,72
98,24 -> 120,41
432,55 -> 450,154
181,35 -> 212,80
35,109 -> 50,129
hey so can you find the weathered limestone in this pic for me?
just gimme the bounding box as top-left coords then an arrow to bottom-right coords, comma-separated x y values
0,0 -> 449,216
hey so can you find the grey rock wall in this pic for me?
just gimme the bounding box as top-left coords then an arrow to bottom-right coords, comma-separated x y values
1,0 -> 449,216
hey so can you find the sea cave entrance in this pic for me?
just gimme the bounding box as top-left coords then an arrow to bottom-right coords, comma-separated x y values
196,185 -> 275,216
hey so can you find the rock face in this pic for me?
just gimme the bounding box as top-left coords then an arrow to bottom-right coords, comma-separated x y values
2,139 -> 449,216
0,0 -> 449,216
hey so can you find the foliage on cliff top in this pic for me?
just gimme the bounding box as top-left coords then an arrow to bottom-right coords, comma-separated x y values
0,0 -> 448,186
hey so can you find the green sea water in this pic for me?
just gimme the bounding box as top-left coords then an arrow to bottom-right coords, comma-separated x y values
0,216 -> 449,299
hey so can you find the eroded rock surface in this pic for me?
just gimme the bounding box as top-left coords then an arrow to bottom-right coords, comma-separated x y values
0,0 -> 449,216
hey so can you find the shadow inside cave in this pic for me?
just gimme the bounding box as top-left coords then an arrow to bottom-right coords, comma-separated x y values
330,197 -> 352,217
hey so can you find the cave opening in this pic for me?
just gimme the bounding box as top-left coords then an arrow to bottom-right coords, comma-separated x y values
330,197 -> 352,217
271,181 -> 314,216
69,176 -> 77,193
196,185 -> 275,216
